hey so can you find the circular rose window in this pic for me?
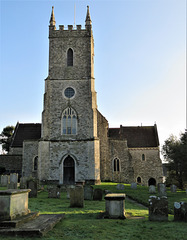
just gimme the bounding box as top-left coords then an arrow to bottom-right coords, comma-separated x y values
64,87 -> 75,98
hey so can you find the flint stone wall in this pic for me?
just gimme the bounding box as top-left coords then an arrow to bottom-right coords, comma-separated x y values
38,140 -> 100,184
22,140 -> 39,178
130,148 -> 163,186
0,155 -> 22,173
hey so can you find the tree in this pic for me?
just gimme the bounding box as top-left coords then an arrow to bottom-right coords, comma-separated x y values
162,130 -> 187,189
0,126 -> 15,153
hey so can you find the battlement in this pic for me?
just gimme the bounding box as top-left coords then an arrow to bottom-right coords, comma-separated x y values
49,24 -> 92,38
49,6 -> 92,36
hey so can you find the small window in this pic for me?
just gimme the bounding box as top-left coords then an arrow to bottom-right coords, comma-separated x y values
113,158 -> 120,172
67,48 -> 73,66
142,154 -> 145,161
64,87 -> 75,98
33,156 -> 38,171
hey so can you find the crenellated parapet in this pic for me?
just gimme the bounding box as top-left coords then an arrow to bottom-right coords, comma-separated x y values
49,6 -> 92,38
49,24 -> 92,38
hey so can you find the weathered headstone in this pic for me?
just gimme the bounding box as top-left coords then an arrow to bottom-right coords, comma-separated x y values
48,187 -> 61,198
20,177 -> 28,189
105,193 -> 126,219
27,180 -> 38,198
10,173 -> 18,185
93,188 -> 103,201
149,185 -> 156,194
70,186 -> 84,208
66,185 -> 74,199
84,185 -> 93,200
1,175 -> 9,187
116,184 -> 124,190
131,183 -> 137,189
104,190 -> 112,195
157,183 -> 166,196
174,202 -> 187,222
170,184 -> 177,193
7,182 -> 17,189
148,196 -> 168,221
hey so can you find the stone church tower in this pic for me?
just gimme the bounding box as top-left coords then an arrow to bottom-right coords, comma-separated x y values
38,6 -> 100,184
7,6 -> 163,186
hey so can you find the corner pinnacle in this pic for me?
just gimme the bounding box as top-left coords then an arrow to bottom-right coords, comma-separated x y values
50,6 -> 56,26
85,6 -> 92,25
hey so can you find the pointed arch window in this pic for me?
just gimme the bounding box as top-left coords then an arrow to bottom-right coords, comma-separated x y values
33,156 -> 38,171
62,107 -> 77,135
142,154 -> 145,161
67,48 -> 73,66
113,158 -> 120,172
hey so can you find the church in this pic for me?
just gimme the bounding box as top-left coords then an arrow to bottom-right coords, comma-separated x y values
8,6 -> 163,186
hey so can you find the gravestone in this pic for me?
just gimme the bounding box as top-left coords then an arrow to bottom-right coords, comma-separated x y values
0,189 -> 31,221
27,180 -> 38,198
66,185 -> 74,199
105,193 -> 126,219
170,184 -> 177,193
131,183 -> 137,189
1,175 -> 9,187
48,187 -> 61,198
70,186 -> 84,208
20,177 -> 28,189
10,173 -> 18,185
174,202 -> 187,222
149,185 -> 156,194
84,185 -> 93,200
93,188 -> 103,201
104,190 -> 112,195
7,182 -> 17,189
116,184 -> 124,190
157,183 -> 166,196
148,196 -> 168,221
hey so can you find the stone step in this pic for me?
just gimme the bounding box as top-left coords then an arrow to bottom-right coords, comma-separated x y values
0,214 -> 64,237
0,212 -> 39,228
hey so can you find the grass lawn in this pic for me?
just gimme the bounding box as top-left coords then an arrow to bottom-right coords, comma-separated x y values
0,183 -> 187,240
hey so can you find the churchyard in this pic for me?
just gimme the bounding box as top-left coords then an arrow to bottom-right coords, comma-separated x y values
0,182 -> 187,240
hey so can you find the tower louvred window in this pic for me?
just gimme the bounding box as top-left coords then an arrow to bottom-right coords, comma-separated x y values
62,107 -> 77,135
67,48 -> 73,66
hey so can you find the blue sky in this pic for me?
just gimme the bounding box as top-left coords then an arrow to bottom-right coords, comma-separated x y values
0,0 -> 186,155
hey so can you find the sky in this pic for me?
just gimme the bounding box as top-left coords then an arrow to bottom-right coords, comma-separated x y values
0,0 -> 186,157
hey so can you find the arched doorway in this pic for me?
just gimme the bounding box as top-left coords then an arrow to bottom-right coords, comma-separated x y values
137,177 -> 141,184
63,155 -> 75,184
148,178 -> 156,186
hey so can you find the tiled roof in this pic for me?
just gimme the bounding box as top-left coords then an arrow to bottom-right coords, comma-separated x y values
11,123 -> 41,147
108,125 -> 159,148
